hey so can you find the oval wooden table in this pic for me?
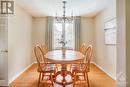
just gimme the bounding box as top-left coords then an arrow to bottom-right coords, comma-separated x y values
44,50 -> 84,87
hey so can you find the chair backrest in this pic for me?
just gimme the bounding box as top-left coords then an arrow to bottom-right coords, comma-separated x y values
84,45 -> 93,71
80,43 -> 85,51
34,45 -> 47,71
40,43 -> 49,54
80,43 -> 88,55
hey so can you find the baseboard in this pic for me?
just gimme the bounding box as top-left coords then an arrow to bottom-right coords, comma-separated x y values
92,62 -> 116,80
9,62 -> 35,84
0,80 -> 8,86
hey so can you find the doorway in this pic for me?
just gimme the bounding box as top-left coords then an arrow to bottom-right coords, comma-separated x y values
0,17 -> 8,86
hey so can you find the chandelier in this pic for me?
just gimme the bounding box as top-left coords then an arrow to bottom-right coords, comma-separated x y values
55,1 -> 74,23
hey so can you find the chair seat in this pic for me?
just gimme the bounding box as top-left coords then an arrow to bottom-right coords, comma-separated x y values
71,64 -> 87,72
38,63 -> 56,73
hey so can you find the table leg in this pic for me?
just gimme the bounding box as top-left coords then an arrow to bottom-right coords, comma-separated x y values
61,64 -> 67,86
54,64 -> 73,86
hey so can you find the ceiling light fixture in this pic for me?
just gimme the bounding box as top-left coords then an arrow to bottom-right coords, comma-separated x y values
55,0 -> 74,23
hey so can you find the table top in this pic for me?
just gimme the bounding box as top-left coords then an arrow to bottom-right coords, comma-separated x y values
44,50 -> 84,64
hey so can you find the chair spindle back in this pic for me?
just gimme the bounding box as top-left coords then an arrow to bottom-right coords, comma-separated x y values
84,45 -> 93,72
34,45 -> 47,71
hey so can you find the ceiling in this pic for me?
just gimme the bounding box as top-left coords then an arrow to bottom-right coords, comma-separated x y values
16,0 -> 111,17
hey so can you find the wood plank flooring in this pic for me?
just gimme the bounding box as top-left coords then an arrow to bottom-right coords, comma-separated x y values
9,64 -> 115,87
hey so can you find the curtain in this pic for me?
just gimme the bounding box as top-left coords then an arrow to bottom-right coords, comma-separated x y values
74,16 -> 81,51
45,16 -> 54,50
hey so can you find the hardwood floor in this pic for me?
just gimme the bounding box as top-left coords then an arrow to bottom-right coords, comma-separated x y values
9,64 -> 115,87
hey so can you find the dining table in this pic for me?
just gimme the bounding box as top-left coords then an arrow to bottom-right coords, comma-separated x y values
44,50 -> 84,86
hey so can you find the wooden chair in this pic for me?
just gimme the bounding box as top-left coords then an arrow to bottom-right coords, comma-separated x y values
34,45 -> 56,87
71,45 -> 93,87
40,43 -> 58,71
70,44 -> 88,71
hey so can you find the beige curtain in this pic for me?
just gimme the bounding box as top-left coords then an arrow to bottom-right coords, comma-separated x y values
45,16 -> 54,50
74,16 -> 81,51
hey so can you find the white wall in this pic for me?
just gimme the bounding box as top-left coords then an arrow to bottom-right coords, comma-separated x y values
80,17 -> 94,61
94,0 -> 116,80
81,17 -> 94,45
32,17 -> 47,46
32,17 -> 47,61
8,5 -> 33,83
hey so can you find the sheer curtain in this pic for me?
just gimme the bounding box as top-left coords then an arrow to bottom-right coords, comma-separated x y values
65,23 -> 75,50
45,16 -> 54,50
53,21 -> 75,50
74,16 -> 81,51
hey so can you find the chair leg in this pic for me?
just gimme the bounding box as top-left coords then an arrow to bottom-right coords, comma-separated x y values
50,73 -> 54,87
42,73 -> 45,80
73,72 -> 76,87
83,72 -> 86,81
86,73 -> 90,87
70,64 -> 72,71
38,73 -> 41,87
54,69 -> 57,76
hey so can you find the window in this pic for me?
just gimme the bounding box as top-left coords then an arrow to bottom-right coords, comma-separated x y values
53,22 -> 75,50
